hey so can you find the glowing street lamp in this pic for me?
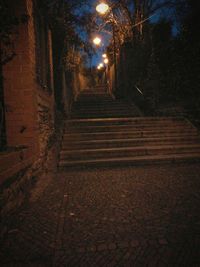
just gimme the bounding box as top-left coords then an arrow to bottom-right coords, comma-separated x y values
93,37 -> 102,46
96,2 -> 109,15
96,2 -> 118,92
102,53 -> 107,58
97,63 -> 104,70
104,58 -> 109,64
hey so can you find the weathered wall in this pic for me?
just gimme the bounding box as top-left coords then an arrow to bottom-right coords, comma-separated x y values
3,0 -> 38,150
1,0 -> 55,185
2,0 -> 38,184
0,0 -> 56,233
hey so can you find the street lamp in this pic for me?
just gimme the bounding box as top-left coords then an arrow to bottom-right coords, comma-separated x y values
97,63 -> 104,70
96,2 -> 109,15
99,63 -> 104,68
102,53 -> 107,58
93,37 -> 102,46
104,58 -> 109,64
96,2 -> 118,93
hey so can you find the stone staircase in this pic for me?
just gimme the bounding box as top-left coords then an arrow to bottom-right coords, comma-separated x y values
71,89 -> 141,118
59,90 -> 200,168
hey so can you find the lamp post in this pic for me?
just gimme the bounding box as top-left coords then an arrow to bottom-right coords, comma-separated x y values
96,2 -> 118,94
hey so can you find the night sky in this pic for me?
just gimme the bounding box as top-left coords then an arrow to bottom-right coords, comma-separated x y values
76,0 -> 113,67
83,1 -> 177,67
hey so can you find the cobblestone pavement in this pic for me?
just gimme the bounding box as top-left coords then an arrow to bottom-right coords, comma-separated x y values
1,163 -> 200,266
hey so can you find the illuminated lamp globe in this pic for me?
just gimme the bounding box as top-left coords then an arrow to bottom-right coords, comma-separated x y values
96,3 -> 109,15
93,37 -> 101,46
104,58 -> 109,64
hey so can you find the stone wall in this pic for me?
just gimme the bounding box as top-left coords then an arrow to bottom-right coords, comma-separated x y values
0,110 -> 63,240
1,0 -> 55,183
2,0 -> 39,175
0,0 -> 56,237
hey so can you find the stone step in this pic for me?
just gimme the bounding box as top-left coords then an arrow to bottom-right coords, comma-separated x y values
66,117 -> 188,126
71,109 -> 137,114
65,123 -> 194,133
73,101 -> 127,104
71,114 -> 140,119
63,130 -> 198,141
72,109 -> 130,113
76,96 -> 113,100
60,89 -> 200,168
79,91 -> 108,94
65,121 -> 192,130
60,144 -> 200,161
59,152 -> 200,168
62,136 -> 200,150
76,100 -> 114,104
72,106 -> 132,111
67,116 -> 186,122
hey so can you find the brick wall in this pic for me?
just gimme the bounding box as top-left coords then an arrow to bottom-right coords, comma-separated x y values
3,0 -> 39,152
1,0 -> 55,184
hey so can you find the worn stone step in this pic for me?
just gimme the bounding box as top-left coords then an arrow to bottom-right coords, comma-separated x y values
71,111 -> 137,116
72,110 -> 134,114
71,114 -> 140,119
66,117 -> 188,126
62,136 -> 200,150
74,101 -> 115,105
81,93 -> 108,95
72,109 -> 138,113
73,101 -> 131,106
59,152 -> 200,168
60,144 -> 200,161
76,96 -> 113,101
65,122 -> 192,130
65,123 -> 194,133
63,130 -> 198,141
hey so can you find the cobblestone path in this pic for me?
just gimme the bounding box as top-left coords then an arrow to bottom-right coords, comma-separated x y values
1,163 -> 200,266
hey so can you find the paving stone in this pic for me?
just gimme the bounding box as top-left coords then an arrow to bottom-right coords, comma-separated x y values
108,243 -> 117,250
130,240 -> 140,248
118,240 -> 129,249
76,247 -> 86,253
159,238 -> 168,245
87,245 -> 96,252
97,243 -> 107,252
1,163 -> 200,266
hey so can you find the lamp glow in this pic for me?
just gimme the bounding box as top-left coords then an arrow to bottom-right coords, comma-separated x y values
93,37 -> 101,45
99,63 -> 104,68
102,53 -> 107,58
96,2 -> 109,15
104,58 -> 109,64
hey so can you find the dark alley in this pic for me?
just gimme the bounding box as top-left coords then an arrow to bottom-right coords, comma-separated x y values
1,0 -> 200,266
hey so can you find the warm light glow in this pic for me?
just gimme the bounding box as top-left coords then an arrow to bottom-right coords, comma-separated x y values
93,37 -> 101,45
104,58 -> 109,64
97,63 -> 104,70
102,53 -> 107,58
96,2 -> 109,15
